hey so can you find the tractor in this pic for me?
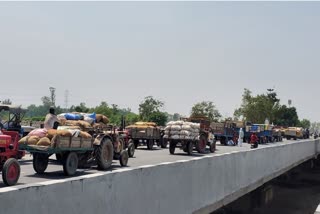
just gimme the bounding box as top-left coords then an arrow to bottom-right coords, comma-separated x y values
0,104 -> 29,186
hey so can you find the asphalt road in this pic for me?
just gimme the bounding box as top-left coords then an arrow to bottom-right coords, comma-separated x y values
0,140 -> 294,188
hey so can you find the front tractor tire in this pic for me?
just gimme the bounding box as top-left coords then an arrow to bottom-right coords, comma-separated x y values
127,139 -> 135,158
2,158 -> 20,186
196,134 -> 207,153
95,138 -> 114,170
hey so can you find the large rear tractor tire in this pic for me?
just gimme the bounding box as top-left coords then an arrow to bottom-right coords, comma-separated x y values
63,152 -> 78,176
2,158 -> 20,186
95,138 -> 114,170
196,134 -> 207,153
33,153 -> 49,174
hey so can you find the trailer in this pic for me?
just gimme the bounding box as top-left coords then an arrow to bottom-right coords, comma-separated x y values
210,121 -> 237,145
125,122 -> 166,152
19,131 -> 128,176
245,124 -> 272,144
165,117 -> 216,155
285,127 -> 304,140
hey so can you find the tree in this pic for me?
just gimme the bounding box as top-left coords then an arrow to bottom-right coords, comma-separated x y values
2,99 -> 12,105
173,113 -> 181,121
191,101 -> 221,122
234,88 -> 281,124
139,96 -> 164,121
298,119 -> 311,129
273,105 -> 299,127
149,112 -> 168,126
41,87 -> 56,108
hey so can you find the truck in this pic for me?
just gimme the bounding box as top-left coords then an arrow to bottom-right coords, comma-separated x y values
165,117 -> 216,155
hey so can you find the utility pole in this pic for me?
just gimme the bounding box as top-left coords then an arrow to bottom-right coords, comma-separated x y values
64,90 -> 69,110
49,87 -> 56,107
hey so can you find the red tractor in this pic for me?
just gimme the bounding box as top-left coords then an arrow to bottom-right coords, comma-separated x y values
0,130 -> 24,186
0,104 -> 28,186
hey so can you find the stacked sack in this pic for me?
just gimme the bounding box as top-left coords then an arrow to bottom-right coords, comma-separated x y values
126,121 -> 157,129
163,121 -> 200,140
58,112 -> 109,130
18,127 -> 92,148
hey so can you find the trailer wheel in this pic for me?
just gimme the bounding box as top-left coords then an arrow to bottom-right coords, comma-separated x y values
2,158 -> 20,186
196,134 -> 206,153
33,153 -> 49,174
119,150 -> 129,167
147,139 -> 154,150
63,152 -> 78,176
187,141 -> 193,155
210,141 -> 216,153
96,138 -> 114,170
169,141 -> 176,154
127,140 -> 135,158
160,137 -> 168,148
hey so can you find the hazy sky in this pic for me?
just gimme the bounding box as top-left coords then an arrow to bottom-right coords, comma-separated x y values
0,2 -> 319,121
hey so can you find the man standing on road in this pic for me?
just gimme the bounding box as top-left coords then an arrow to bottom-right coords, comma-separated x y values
44,107 -> 59,130
238,128 -> 244,147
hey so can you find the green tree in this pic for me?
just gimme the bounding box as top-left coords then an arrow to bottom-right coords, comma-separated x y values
234,88 -> 280,124
2,99 -> 12,105
191,101 -> 221,122
173,113 -> 181,121
139,96 -> 164,121
273,105 -> 299,127
298,119 -> 311,129
149,112 -> 168,126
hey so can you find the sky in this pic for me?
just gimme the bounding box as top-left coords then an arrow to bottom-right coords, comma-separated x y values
0,2 -> 319,121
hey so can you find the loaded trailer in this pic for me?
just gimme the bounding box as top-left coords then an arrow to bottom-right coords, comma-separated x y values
125,122 -> 166,152
164,117 -> 216,155
19,131 -> 129,176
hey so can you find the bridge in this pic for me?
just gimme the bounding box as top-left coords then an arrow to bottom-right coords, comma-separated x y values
1,139 -> 319,214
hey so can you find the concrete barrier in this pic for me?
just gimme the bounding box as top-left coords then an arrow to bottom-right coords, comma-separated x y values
0,139 -> 317,214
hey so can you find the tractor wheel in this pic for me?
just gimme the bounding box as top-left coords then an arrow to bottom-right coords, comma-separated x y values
147,139 -> 154,150
127,140 -> 135,158
187,141 -> 193,155
119,150 -> 129,167
95,138 -> 114,170
210,141 -> 216,153
196,134 -> 207,153
161,138 -> 168,149
2,158 -> 20,186
169,141 -> 176,155
33,153 -> 49,174
63,152 -> 78,176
